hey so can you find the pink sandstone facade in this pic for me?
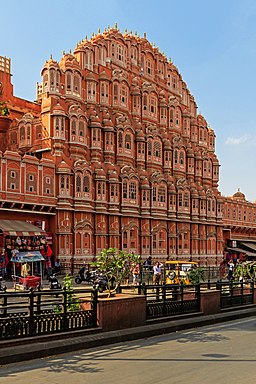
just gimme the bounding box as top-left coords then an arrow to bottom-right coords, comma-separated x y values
1,26 -> 256,270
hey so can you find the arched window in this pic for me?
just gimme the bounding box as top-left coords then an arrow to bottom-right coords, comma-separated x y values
169,107 -> 174,126
158,187 -> 166,202
84,176 -> 89,192
117,44 -> 124,62
118,132 -> 123,148
123,180 -> 128,199
129,182 -> 137,199
66,72 -> 72,92
76,175 -> 81,192
174,149 -> 178,164
79,121 -> 84,137
55,117 -> 59,131
71,120 -> 77,135
60,176 -> 65,189
180,150 -> 185,165
120,84 -> 128,107
20,126 -> 25,141
184,192 -> 189,208
125,134 -> 131,149
99,45 -> 107,65
148,140 -> 152,156
143,94 -> 148,111
113,83 -> 119,104
74,74 -> 80,95
154,141 -> 161,158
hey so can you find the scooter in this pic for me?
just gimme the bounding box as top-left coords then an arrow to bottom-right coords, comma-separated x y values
49,273 -> 61,290
75,266 -> 97,285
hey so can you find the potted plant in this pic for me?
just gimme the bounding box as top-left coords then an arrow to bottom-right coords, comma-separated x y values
0,101 -> 10,116
0,101 -> 12,132
91,247 -> 141,297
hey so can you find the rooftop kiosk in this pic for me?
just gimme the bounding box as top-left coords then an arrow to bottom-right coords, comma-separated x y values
11,251 -> 45,290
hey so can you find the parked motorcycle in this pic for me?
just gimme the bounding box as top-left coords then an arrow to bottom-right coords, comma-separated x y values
75,266 -> 97,285
48,273 -> 61,290
93,274 -> 108,293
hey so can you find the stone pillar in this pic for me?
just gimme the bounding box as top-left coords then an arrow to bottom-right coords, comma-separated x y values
200,289 -> 221,315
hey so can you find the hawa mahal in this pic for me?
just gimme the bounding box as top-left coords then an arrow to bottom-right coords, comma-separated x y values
1,25 -> 256,270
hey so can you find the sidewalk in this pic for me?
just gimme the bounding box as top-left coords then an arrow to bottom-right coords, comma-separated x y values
1,304 -> 256,365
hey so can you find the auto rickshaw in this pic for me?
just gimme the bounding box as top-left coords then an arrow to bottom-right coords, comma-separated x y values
165,260 -> 198,284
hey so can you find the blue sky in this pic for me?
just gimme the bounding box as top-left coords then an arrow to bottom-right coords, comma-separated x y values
1,0 -> 256,201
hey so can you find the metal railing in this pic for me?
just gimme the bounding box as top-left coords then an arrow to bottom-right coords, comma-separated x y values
0,287 -> 97,340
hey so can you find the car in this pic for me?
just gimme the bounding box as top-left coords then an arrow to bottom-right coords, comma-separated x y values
165,260 -> 198,284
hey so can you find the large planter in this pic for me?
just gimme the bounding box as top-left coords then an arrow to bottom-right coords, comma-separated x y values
0,115 -> 12,132
97,294 -> 147,331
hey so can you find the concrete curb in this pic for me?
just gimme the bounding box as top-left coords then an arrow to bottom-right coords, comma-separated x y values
1,306 -> 256,365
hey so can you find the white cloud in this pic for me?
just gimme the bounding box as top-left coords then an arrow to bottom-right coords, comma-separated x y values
225,134 -> 255,145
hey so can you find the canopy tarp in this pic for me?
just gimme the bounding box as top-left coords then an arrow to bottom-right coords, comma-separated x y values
0,220 -> 45,236
11,251 -> 45,263
240,242 -> 256,252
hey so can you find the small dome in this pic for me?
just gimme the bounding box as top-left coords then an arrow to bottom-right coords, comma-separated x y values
232,189 -> 246,201
59,54 -> 81,72
52,102 -> 66,116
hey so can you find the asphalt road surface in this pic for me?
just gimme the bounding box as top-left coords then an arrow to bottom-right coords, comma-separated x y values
1,317 -> 256,384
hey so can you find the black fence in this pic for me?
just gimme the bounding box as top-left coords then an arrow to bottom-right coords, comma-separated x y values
218,281 -> 254,309
117,283 -> 201,320
143,284 -> 200,320
0,287 -> 97,340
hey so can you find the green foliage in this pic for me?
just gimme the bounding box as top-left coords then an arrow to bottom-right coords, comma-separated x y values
233,262 -> 256,281
63,274 -> 80,311
187,267 -> 206,284
0,101 -> 10,116
91,248 -> 141,296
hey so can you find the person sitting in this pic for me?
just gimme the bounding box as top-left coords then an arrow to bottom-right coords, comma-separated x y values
21,262 -> 30,277
54,259 -> 61,274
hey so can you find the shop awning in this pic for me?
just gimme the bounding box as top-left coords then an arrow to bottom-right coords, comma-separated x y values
0,220 -> 45,236
11,251 -> 45,263
227,247 -> 256,257
240,242 -> 256,252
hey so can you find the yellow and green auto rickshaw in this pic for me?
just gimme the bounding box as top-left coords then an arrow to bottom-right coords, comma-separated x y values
165,260 -> 198,285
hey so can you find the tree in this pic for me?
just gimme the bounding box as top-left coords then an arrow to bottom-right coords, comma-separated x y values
233,261 -> 256,281
91,248 -> 141,297
187,267 -> 206,285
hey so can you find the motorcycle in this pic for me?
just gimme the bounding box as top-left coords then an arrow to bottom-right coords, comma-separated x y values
93,274 -> 108,293
48,273 -> 61,290
75,266 -> 97,285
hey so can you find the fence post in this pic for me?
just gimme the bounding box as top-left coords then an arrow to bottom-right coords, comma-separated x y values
197,284 -> 201,312
36,286 -> 41,314
63,286 -> 68,330
162,282 -> 166,316
181,284 -> 184,313
91,288 -> 98,327
28,288 -> 35,336
3,292 -> 7,317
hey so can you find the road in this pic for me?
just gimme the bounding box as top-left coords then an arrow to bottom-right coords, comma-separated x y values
1,317 -> 256,384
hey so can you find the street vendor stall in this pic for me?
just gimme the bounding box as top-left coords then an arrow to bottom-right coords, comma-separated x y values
11,251 -> 45,290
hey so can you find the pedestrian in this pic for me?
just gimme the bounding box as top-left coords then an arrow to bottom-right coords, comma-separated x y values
153,261 -> 163,285
132,263 -> 140,286
144,256 -> 153,271
227,259 -> 234,281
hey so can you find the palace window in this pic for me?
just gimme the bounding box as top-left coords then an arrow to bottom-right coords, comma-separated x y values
123,181 -> 128,199
125,134 -> 131,150
129,182 -> 137,200
76,175 -> 81,192
84,176 -> 90,192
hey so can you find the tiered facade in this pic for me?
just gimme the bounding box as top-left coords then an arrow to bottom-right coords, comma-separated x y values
1,26 -> 256,269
